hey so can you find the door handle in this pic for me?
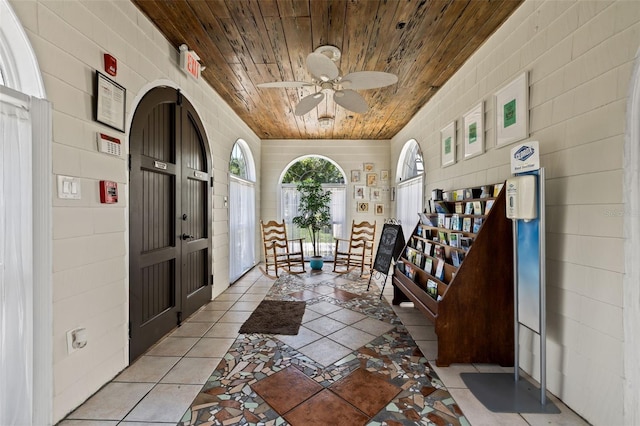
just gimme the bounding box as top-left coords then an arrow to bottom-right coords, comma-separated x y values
182,233 -> 194,240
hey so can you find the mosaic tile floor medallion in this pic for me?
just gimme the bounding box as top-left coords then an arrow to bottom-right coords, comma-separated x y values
180,271 -> 469,426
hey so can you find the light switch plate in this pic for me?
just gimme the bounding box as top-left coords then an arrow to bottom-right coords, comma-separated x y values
57,175 -> 81,200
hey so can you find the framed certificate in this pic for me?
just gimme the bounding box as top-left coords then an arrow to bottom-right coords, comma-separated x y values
95,71 -> 126,132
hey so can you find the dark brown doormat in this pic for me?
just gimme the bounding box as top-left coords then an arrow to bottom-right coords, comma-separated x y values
239,300 -> 306,335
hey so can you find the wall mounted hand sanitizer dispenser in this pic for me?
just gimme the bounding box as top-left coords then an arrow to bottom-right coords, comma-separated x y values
506,175 -> 537,221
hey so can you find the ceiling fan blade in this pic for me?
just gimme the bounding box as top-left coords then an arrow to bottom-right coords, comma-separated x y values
295,92 -> 325,116
306,52 -> 339,82
333,90 -> 368,114
341,71 -> 398,90
257,81 -> 314,88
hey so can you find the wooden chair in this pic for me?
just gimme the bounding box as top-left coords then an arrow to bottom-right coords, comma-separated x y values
333,220 -> 377,276
260,220 -> 306,278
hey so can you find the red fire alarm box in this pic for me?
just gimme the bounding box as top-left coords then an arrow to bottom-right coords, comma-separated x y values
99,180 -> 118,204
104,53 -> 117,76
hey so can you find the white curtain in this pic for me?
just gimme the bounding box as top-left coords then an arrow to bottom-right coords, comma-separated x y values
0,89 -> 33,425
280,184 -> 346,259
229,176 -> 256,282
397,175 -> 423,243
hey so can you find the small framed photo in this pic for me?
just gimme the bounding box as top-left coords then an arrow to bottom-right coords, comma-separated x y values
380,170 -> 389,181
441,120 -> 456,167
363,162 -> 374,172
375,203 -> 384,216
357,202 -> 369,213
370,188 -> 381,201
95,71 -> 126,132
351,170 -> 361,183
390,186 -> 396,201
495,72 -> 529,147
366,173 -> 378,187
354,185 -> 366,200
463,102 -> 484,159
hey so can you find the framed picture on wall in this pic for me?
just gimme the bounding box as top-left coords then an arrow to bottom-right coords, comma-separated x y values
370,188 -> 381,201
357,202 -> 369,213
366,173 -> 378,187
463,102 -> 484,159
351,170 -> 361,182
495,72 -> 529,147
363,162 -> 374,172
441,120 -> 456,167
375,203 -> 385,216
390,186 -> 396,201
95,71 -> 126,132
380,170 -> 389,181
354,185 -> 366,199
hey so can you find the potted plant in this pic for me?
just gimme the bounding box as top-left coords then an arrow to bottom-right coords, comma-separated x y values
292,179 -> 332,270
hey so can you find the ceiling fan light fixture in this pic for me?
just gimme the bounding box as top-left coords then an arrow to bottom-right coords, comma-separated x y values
314,45 -> 341,62
318,115 -> 334,128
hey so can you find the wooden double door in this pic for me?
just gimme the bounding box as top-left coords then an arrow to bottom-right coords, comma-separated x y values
129,87 -> 212,361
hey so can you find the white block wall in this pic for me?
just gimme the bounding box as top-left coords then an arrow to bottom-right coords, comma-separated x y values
260,139 -> 391,241
390,1 -> 640,425
9,0 -> 260,421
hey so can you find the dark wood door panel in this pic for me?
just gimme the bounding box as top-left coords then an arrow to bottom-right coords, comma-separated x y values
130,87 -> 212,361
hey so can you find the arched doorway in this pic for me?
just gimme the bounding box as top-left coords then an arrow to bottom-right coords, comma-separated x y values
128,87 -> 212,361
229,139 -> 256,282
0,1 -> 51,425
279,156 -> 347,259
395,139 -> 424,241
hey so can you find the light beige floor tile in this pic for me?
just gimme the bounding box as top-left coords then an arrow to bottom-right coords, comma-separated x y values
58,421 -> 119,425
218,310 -> 253,323
307,301 -> 342,315
313,284 -> 337,295
229,300 -> 262,311
328,326 -> 376,350
304,316 -> 347,336
204,322 -> 242,338
301,309 -> 323,323
351,317 -> 395,336
404,324 -> 437,341
187,309 -> 225,323
275,326 -> 322,349
245,286 -> 270,295
119,422 -> 174,426
297,337 -> 353,367
114,356 -> 180,383
185,337 -> 236,358
415,340 -> 438,361
520,393 -> 589,426
202,300 -> 235,311
146,337 -> 199,357
327,308 -> 367,325
448,388 -> 529,426
214,293 -> 243,302
236,293 -> 265,302
160,357 -> 221,384
170,321 -> 213,337
473,364 -> 514,374
123,383 -> 202,423
223,285 -> 249,294
67,382 -> 154,420
431,363 -> 479,389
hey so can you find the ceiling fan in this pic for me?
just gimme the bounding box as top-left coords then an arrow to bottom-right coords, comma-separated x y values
257,45 -> 398,116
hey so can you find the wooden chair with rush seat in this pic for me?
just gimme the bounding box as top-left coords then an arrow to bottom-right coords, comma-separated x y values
260,220 -> 306,278
333,220 -> 377,277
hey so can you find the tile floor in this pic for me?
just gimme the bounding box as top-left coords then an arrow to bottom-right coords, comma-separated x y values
59,265 -> 589,426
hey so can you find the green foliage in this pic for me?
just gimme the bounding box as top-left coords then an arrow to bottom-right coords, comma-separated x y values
229,157 -> 246,177
282,157 -> 344,184
291,180 -> 332,257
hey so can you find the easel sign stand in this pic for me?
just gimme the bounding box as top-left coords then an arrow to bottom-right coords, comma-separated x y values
461,141 -> 559,414
367,219 -> 405,299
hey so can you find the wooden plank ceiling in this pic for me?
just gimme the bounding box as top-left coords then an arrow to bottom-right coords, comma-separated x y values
132,0 -> 523,140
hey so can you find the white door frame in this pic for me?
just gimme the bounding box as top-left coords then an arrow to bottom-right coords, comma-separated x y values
623,46 -> 640,426
1,1 -> 51,424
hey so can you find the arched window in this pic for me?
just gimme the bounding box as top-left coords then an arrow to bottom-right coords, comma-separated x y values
279,156 -> 346,259
229,139 -> 256,282
396,139 -> 424,241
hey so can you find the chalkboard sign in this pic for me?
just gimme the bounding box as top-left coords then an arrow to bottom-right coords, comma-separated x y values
372,223 -> 405,275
